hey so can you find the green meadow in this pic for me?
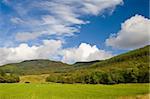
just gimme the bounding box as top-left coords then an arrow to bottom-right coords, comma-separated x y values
0,83 -> 149,99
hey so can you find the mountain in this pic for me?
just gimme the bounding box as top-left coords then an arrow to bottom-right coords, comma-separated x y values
0,45 -> 149,76
0,59 -> 70,75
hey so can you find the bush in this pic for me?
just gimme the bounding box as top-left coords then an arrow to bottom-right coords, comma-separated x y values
0,71 -> 20,83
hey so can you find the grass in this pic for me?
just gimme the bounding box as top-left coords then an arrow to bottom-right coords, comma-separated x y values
0,83 -> 149,99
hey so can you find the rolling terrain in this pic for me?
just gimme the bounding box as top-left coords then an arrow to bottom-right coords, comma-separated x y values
0,45 -> 149,84
0,45 -> 149,99
0,59 -> 70,75
0,45 -> 149,76
90,45 -> 149,70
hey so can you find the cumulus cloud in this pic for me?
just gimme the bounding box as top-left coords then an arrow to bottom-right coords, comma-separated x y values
62,43 -> 112,64
0,40 -> 62,65
5,0 -> 123,41
106,14 -> 150,49
1,0 -> 122,65
0,41 -> 112,65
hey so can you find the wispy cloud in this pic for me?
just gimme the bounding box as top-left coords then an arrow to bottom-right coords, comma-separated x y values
2,0 -> 123,41
0,0 -> 123,65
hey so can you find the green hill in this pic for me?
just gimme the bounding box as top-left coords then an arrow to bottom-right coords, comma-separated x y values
0,45 -> 149,84
68,45 -> 149,72
90,45 -> 149,70
46,45 -> 149,84
0,59 -> 70,75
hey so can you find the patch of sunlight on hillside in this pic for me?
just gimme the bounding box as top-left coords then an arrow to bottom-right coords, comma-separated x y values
20,74 -> 49,83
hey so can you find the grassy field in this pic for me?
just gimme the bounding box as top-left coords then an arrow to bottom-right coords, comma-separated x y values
0,83 -> 149,99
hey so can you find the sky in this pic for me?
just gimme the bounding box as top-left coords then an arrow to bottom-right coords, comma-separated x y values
0,0 -> 149,65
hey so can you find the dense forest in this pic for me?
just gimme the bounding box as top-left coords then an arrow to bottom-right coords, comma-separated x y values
46,67 -> 149,84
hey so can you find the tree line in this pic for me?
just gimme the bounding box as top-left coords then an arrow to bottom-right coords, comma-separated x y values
46,67 -> 149,84
0,70 -> 20,83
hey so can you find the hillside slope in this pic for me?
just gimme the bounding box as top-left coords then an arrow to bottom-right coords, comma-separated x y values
90,45 -> 149,70
46,45 -> 149,84
0,45 -> 149,77
0,59 -> 70,75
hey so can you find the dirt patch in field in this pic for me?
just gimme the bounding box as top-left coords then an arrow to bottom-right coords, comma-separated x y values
118,94 -> 150,99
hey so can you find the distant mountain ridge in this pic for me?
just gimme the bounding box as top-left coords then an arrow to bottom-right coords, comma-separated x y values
73,60 -> 101,67
0,45 -> 149,75
0,59 -> 70,75
74,60 -> 101,65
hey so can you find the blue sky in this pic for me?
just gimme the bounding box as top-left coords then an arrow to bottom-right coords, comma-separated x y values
64,0 -> 149,50
0,0 -> 149,65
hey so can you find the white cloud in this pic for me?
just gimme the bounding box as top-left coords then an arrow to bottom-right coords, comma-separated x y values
10,0 -> 123,41
0,40 -> 62,65
15,31 -> 46,41
79,0 -> 123,15
10,17 -> 25,24
106,14 -> 150,49
0,41 -> 112,65
62,43 -> 112,64
36,40 -> 62,59
2,0 -> 122,64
